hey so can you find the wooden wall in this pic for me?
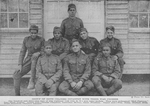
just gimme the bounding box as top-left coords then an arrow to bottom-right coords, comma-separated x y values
0,0 -> 43,77
106,0 -> 150,74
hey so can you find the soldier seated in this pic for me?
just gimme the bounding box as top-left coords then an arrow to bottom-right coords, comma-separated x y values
35,41 -> 62,96
79,28 -> 99,63
92,44 -> 122,96
59,39 -> 94,96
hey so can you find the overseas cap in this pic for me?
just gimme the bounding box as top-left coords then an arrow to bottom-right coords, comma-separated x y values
68,3 -> 76,10
44,41 -> 52,47
106,26 -> 115,32
29,25 -> 38,31
80,28 -> 88,33
53,26 -> 61,33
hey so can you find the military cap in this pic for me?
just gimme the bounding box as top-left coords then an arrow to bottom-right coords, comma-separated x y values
53,26 -> 61,33
80,27 -> 88,33
71,39 -> 81,46
44,41 -> 52,47
102,43 -> 111,48
68,3 -> 76,11
106,26 -> 115,32
29,25 -> 38,32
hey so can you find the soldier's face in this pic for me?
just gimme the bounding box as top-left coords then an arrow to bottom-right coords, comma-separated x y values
68,8 -> 76,17
102,46 -> 111,57
72,41 -> 81,53
106,29 -> 114,39
45,46 -> 52,55
30,30 -> 38,39
53,31 -> 61,40
80,31 -> 88,40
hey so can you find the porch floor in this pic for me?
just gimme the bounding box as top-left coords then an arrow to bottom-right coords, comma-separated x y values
0,74 -> 149,96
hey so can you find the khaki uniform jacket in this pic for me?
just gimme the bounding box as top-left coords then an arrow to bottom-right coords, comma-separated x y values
79,37 -> 99,57
63,51 -> 91,83
92,54 -> 121,79
36,54 -> 62,84
61,17 -> 84,40
99,37 -> 123,58
48,37 -> 70,60
18,36 -> 45,65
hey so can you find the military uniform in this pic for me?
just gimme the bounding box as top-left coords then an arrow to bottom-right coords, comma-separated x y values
48,37 -> 70,60
13,36 -> 45,96
59,51 -> 94,96
35,54 -> 62,96
92,54 -> 122,96
79,37 -> 99,62
61,17 -> 84,42
99,37 -> 125,76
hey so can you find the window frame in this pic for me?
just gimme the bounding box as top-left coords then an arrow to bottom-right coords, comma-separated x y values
0,0 -> 30,32
128,0 -> 150,32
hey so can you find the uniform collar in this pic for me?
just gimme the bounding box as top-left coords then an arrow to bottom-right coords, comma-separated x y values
73,50 -> 82,57
106,37 -> 114,42
102,55 -> 111,61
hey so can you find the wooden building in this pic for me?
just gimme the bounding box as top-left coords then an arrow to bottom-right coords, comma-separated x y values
0,0 -> 150,77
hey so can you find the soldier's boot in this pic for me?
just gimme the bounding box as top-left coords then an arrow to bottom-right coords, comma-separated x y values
27,61 -> 36,89
96,85 -> 107,96
105,79 -> 122,96
13,70 -> 21,96
64,89 -> 78,96
76,87 -> 88,95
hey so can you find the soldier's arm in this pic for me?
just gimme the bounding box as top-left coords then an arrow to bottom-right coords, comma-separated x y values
63,57 -> 73,84
92,57 -> 103,77
36,57 -> 47,84
80,57 -> 91,82
116,40 -> 124,58
59,40 -> 70,60
50,58 -> 62,83
110,60 -> 121,79
40,38 -> 45,55
18,37 -> 27,65
61,20 -> 65,37
98,40 -> 103,56
80,19 -> 84,28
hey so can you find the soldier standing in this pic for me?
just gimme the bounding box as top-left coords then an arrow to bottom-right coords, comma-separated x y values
92,44 -> 122,96
13,25 -> 45,95
35,41 -> 62,96
59,39 -> 93,96
61,4 -> 84,43
99,26 -> 125,77
48,27 -> 70,61
79,28 -> 99,63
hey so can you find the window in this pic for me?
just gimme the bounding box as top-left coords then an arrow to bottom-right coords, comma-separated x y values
129,0 -> 150,28
0,0 -> 29,28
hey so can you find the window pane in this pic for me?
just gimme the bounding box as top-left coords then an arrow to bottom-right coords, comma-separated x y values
8,0 -> 18,12
138,0 -> 149,12
19,13 -> 28,28
129,14 -> 138,28
0,13 -> 7,28
19,0 -> 28,12
129,1 -> 138,12
139,14 -> 148,28
1,0 -> 7,12
9,13 -> 18,28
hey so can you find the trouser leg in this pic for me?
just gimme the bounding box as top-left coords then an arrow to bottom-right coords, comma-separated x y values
48,81 -> 60,96
92,76 -> 107,96
77,80 -> 94,95
59,81 -> 78,96
105,79 -> 122,96
35,80 -> 46,96
13,57 -> 31,96
27,56 -> 39,89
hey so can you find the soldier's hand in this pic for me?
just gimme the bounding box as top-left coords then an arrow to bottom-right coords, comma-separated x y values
45,79 -> 54,89
70,82 -> 77,89
112,55 -> 118,60
32,52 -> 40,60
74,81 -> 83,91
102,75 -> 109,83
108,77 -> 113,82
17,65 -> 22,72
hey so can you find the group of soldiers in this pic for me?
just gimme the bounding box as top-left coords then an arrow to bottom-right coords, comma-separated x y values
13,4 -> 125,96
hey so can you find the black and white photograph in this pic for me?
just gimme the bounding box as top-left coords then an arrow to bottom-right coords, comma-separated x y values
0,0 -> 150,105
